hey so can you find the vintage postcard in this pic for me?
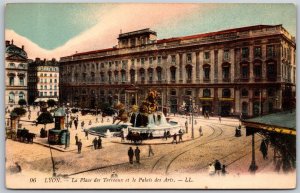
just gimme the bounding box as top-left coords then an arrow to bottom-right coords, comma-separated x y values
5,3 -> 296,189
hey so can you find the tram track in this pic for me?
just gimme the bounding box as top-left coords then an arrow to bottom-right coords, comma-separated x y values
151,124 -> 236,175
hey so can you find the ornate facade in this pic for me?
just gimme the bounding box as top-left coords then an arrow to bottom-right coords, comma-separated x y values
59,25 -> 296,117
5,40 -> 29,106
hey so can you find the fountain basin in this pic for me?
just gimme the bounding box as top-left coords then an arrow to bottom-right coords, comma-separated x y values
88,124 -> 129,137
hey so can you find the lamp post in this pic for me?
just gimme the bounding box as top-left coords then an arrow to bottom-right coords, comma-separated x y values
65,103 -> 70,149
249,132 -> 258,173
190,97 -> 194,139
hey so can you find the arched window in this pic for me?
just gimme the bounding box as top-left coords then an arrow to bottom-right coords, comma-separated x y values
9,76 -> 14,86
240,63 -> 249,79
9,92 -> 15,103
156,67 -> 162,81
130,69 -> 135,83
19,76 -> 24,86
9,63 -> 15,68
254,62 -> 262,79
222,63 -> 230,80
140,68 -> 145,82
19,92 -> 25,100
186,65 -> 192,82
203,64 -> 210,80
242,102 -> 248,116
170,66 -> 176,81
203,89 -> 211,97
148,68 -> 153,82
222,89 -> 231,98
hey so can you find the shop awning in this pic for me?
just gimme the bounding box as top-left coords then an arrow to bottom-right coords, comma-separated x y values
219,98 -> 234,101
242,110 -> 296,136
34,98 -> 58,102
199,97 -> 213,101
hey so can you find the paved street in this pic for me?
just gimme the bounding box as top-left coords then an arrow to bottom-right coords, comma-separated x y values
6,107 -> 279,179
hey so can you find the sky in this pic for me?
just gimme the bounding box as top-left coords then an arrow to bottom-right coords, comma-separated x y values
5,3 -> 296,59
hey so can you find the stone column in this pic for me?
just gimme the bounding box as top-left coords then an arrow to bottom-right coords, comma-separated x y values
179,53 -> 183,82
249,45 -> 254,82
199,51 -> 203,83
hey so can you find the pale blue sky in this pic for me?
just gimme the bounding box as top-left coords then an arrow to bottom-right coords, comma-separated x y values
5,3 -> 296,50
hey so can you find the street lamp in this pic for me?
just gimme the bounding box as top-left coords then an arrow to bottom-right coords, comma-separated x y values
249,131 -> 258,173
65,103 -> 70,149
190,97 -> 194,139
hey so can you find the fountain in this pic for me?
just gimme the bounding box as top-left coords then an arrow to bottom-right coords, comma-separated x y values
89,89 -> 183,138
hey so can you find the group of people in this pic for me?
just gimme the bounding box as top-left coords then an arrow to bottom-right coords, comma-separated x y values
208,159 -> 227,176
128,146 -> 141,164
92,136 -> 102,150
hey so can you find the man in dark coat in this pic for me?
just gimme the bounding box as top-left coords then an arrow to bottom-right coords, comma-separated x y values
135,146 -> 141,163
74,119 -> 78,130
260,139 -> 268,159
85,129 -> 89,140
172,133 -> 178,144
75,134 -> 78,145
214,160 -> 222,175
97,136 -> 102,149
77,139 -> 82,154
178,130 -> 183,143
163,130 -> 167,140
93,137 -> 98,150
128,147 -> 134,164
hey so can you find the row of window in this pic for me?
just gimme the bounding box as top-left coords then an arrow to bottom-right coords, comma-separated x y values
68,45 -> 279,72
168,88 -> 276,98
8,92 -> 25,103
9,76 -> 25,86
39,73 -> 58,77
37,67 -> 58,72
39,85 -> 58,90
8,63 -> 26,69
39,92 -> 58,97
70,62 -> 277,83
38,78 -> 58,83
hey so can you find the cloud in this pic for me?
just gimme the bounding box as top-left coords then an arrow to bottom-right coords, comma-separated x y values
5,4 -> 200,60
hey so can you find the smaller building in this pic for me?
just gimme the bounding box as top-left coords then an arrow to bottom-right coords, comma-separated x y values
5,40 -> 30,106
28,58 -> 59,104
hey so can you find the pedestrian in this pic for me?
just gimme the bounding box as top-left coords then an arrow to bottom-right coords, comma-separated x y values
28,114 -> 31,120
172,133 -> 178,144
185,121 -> 188,133
89,120 -> 92,125
81,121 -> 85,130
101,117 -> 104,123
96,117 -> 99,123
74,119 -> 78,130
163,130 -> 167,140
214,160 -> 222,175
69,120 -> 73,129
135,146 -> 140,163
107,117 -> 110,122
194,119 -> 197,125
199,126 -> 203,137
221,164 -> 227,176
97,136 -> 102,149
85,129 -> 89,140
208,163 -> 215,176
148,144 -> 154,157
93,137 -> 98,150
260,139 -> 268,159
15,162 -> 22,173
120,130 -> 125,142
77,139 -> 82,154
219,116 -> 221,123
75,134 -> 78,145
178,130 -> 183,143
128,147 -> 134,164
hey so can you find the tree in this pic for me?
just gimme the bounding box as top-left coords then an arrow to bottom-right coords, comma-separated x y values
18,99 -> 27,107
47,99 -> 57,108
11,107 -> 27,117
36,111 -> 54,130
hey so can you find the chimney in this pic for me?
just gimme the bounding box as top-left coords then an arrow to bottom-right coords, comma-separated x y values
22,45 -> 24,50
11,39 -> 14,45
5,40 -> 10,46
36,57 -> 40,62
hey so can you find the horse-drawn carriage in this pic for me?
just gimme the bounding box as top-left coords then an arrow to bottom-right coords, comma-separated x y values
126,131 -> 154,144
16,128 -> 36,143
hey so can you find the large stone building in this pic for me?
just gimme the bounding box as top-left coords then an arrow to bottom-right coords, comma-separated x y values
59,25 -> 296,117
5,40 -> 30,106
28,58 -> 59,104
